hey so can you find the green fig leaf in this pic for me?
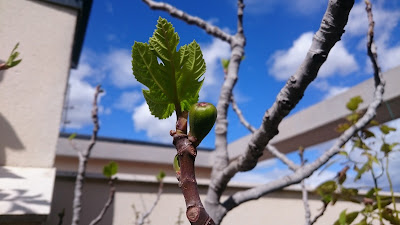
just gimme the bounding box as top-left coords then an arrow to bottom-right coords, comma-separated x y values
103,161 -> 118,178
132,17 -> 206,119
346,96 -> 363,112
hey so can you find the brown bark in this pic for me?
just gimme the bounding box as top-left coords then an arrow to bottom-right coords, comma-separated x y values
171,113 -> 215,225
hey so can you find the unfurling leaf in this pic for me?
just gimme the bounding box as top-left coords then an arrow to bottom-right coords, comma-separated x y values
103,161 -> 118,178
68,133 -> 77,140
346,96 -> 363,111
156,170 -> 166,182
334,210 -> 359,225
5,43 -> 22,68
316,180 -> 337,203
336,122 -> 351,133
132,17 -> 206,119
221,59 -> 230,70
380,124 -> 396,135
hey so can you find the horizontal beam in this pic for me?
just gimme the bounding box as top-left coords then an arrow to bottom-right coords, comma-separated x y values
228,66 -> 400,161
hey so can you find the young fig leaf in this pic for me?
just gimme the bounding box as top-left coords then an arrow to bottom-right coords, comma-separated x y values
103,161 -> 118,178
131,17 -> 206,119
189,102 -> 217,147
156,170 -> 166,182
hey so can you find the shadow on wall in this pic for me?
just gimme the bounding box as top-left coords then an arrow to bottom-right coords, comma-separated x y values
0,188 -> 50,214
48,177 -> 114,225
0,67 -> 25,165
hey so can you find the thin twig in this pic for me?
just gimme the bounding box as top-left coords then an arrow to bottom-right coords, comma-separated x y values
89,178 -> 116,225
136,180 -> 164,225
71,85 -> 102,225
310,202 -> 328,225
230,95 -> 256,133
57,208 -> 65,225
141,0 -> 232,43
299,148 -> 311,225
231,95 -> 299,171
365,1 -> 385,222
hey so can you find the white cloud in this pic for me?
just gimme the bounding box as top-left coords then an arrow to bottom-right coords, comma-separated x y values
347,1 -> 400,71
105,49 -> 139,88
132,102 -> 176,143
313,80 -> 350,100
64,62 -> 104,129
268,32 -> 358,81
114,91 -> 142,112
346,1 -> 400,38
199,38 -> 231,102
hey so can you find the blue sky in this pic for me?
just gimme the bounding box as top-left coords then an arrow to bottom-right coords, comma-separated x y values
62,0 -> 400,187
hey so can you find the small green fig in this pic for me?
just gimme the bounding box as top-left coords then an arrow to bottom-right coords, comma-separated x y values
189,102 -> 217,147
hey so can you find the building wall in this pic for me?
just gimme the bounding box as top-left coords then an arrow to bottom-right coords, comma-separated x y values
0,0 -> 77,167
48,177 -> 375,225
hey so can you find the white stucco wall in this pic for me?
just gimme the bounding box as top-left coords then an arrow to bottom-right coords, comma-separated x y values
48,177 -> 383,225
0,0 -> 78,167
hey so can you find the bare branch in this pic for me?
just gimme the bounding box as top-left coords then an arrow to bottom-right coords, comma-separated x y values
365,0 -> 384,86
89,178 -> 116,225
221,15 -> 385,214
231,95 -> 299,171
206,0 -> 246,213
230,95 -> 256,133
142,0 -> 232,43
299,148 -> 311,225
209,2 -> 355,214
237,0 -> 245,35
267,145 -> 299,171
310,202 -> 328,225
71,85 -> 102,225
136,180 -> 164,225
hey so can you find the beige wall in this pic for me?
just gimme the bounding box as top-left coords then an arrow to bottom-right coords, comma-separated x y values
48,177 -> 380,225
0,0 -> 77,167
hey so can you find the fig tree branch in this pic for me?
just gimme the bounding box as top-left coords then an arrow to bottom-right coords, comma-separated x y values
299,148 -> 311,225
212,1 -> 355,207
171,113 -> 215,225
221,3 -> 385,210
206,0 -> 246,212
88,178 -> 116,225
136,179 -> 164,225
71,85 -> 102,225
141,0 -> 232,43
231,94 -> 299,171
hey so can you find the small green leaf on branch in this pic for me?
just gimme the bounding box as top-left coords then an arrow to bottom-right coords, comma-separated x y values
346,96 -> 363,111
380,124 -> 396,135
156,170 -> 166,182
68,133 -> 77,140
103,161 -> 118,178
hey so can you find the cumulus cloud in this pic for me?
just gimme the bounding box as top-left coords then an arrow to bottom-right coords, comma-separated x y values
313,80 -> 350,100
199,38 -> 231,102
64,61 -> 104,129
104,49 -> 139,88
268,32 -> 358,81
114,91 -> 142,112
347,1 -> 400,71
131,102 -> 176,143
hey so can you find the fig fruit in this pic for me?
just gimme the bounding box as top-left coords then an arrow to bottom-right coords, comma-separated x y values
189,102 -> 217,147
